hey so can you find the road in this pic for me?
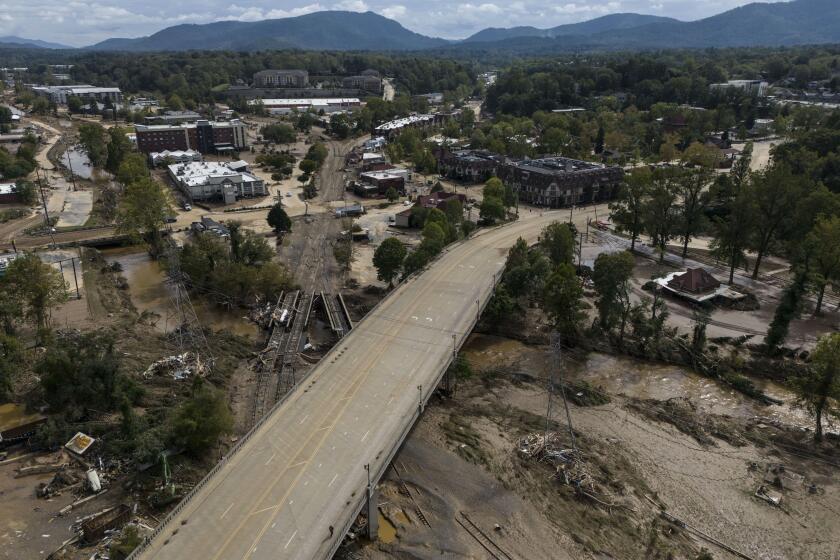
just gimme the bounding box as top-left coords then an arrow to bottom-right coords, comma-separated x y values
131,210 -> 565,560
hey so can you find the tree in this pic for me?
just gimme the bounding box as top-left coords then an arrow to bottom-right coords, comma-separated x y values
675,167 -> 713,258
1,253 -> 66,334
746,165 -> 808,279
67,96 -> 83,115
229,222 -> 273,266
105,126 -> 133,175
765,268 -> 809,352
299,159 -> 318,175
484,177 -> 505,201
806,216 -> 840,314
166,94 -> 184,111
373,237 -> 407,287
267,203 -> 292,234
170,380 -> 232,456
421,221 -> 446,255
710,148 -> 754,284
540,222 -> 575,266
480,197 -> 505,224
260,123 -> 296,144
0,334 -> 24,400
117,177 -> 173,257
642,174 -> 679,263
78,122 -> 107,167
116,153 -> 149,186
610,169 -> 650,252
792,333 -> 840,441
385,187 -> 399,202
37,333 -> 138,421
542,263 -> 586,341
592,251 -> 635,342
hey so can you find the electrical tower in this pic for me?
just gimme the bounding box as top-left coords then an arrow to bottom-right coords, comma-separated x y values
547,332 -> 577,452
162,244 -> 214,364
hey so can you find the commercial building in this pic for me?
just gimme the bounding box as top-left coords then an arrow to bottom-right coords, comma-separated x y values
654,268 -> 746,305
253,70 -> 309,88
710,80 -> 769,97
497,157 -> 623,208
168,161 -> 266,203
358,171 -> 405,194
0,183 -> 21,204
374,113 -> 453,139
436,149 -> 504,182
149,150 -> 202,166
135,119 -> 247,155
30,84 -> 123,105
143,110 -> 202,125
342,70 -> 381,93
250,98 -> 362,115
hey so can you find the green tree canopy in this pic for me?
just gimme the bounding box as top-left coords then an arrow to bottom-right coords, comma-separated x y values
792,333 -> 840,441
267,203 -> 292,233
373,237 -> 407,287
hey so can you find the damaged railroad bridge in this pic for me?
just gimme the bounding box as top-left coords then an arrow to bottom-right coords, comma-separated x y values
128,212 -> 564,560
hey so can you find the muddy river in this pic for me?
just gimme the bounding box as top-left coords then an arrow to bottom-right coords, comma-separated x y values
462,334 -> 831,432
101,247 -> 260,340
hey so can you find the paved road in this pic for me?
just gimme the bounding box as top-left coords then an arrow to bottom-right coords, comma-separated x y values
132,210 -> 565,560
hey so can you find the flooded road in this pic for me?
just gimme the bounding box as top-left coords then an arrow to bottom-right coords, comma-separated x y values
462,334 -> 826,432
102,247 -> 260,340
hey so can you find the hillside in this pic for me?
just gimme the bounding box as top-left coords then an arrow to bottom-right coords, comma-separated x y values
453,0 -> 840,53
0,36 -> 70,49
463,13 -> 678,43
85,11 -> 447,52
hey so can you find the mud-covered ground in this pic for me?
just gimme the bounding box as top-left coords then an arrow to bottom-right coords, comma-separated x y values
348,334 -> 840,560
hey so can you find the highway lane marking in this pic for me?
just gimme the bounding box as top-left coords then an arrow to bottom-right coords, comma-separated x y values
284,530 -> 297,549
265,453 -> 276,465
328,474 -> 338,487
299,415 -> 308,425
361,430 -> 370,442
220,503 -> 234,520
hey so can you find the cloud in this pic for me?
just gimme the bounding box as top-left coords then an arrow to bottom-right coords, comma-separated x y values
381,5 -> 406,19
332,0 -> 369,11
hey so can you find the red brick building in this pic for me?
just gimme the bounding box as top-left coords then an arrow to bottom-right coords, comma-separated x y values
134,119 -> 247,155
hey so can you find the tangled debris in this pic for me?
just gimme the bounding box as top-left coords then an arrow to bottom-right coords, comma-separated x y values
143,352 -> 210,380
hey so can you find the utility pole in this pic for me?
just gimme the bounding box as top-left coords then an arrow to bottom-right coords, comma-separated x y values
549,333 -> 577,451
35,168 -> 57,249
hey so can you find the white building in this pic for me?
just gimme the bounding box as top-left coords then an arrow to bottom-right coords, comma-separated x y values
249,98 -> 362,115
168,161 -> 266,204
149,150 -> 202,166
30,84 -> 123,105
710,80 -> 769,97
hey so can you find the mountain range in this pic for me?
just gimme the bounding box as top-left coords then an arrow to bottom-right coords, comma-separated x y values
5,0 -> 840,53
0,36 -> 72,49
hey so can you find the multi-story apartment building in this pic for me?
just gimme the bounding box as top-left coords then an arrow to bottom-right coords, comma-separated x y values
253,70 -> 309,88
30,84 -> 123,105
134,119 -> 247,155
498,157 -> 624,207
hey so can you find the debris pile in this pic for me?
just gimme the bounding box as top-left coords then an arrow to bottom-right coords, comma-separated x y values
518,432 -> 612,506
143,352 -> 210,380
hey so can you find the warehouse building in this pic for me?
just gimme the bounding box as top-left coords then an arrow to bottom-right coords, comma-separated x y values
498,157 -> 623,208
168,161 -> 266,203
135,119 -> 247,155
30,84 -> 123,105
250,98 -> 362,114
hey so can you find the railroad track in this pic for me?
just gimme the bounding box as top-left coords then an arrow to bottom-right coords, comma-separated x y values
455,511 -> 516,560
252,291 -> 300,423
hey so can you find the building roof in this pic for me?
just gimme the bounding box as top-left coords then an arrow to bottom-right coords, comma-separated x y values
509,156 -> 603,175
254,98 -> 360,106
254,69 -> 308,76
667,268 -> 721,294
169,161 -> 260,188
136,119 -> 243,132
375,114 -> 435,132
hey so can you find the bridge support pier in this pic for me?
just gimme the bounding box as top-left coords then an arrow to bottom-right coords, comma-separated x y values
366,484 -> 379,540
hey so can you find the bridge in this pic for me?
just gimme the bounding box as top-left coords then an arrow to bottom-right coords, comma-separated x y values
130,211 -> 563,560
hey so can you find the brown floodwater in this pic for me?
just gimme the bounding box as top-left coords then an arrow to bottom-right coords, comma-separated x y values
462,334 -> 830,433
101,247 -> 260,340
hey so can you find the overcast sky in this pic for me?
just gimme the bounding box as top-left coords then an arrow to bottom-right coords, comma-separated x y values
0,0 -> 789,47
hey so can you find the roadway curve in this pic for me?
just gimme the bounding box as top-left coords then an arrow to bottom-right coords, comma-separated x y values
131,210 -> 565,560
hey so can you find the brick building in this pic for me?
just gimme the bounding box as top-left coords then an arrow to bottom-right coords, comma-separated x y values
435,149 -> 504,182
134,120 -> 247,155
498,157 -> 623,208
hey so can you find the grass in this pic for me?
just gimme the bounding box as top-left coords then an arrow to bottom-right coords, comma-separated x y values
0,208 -> 28,223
